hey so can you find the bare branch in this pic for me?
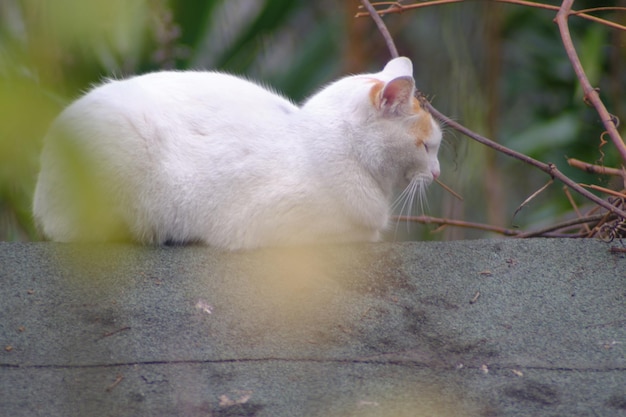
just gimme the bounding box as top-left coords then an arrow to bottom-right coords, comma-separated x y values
423,101 -> 626,220
357,1 -> 626,31
573,6 -> 626,16
567,158 -> 626,177
358,0 -> 626,238
359,0 -> 399,58
563,186 -> 589,234
395,215 -> 520,236
556,0 -> 626,164
580,184 -> 626,199
515,213 -> 613,238
396,213 -> 612,238
514,179 -> 554,217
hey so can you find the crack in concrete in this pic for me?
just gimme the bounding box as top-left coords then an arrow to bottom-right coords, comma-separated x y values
2,358 -> 625,373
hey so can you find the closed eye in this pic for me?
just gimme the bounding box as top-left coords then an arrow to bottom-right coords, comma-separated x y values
423,143 -> 429,152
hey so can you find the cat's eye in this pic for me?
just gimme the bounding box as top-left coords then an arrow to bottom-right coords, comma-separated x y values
423,143 -> 429,152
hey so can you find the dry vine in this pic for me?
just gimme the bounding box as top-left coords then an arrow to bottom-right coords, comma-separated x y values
358,0 -> 626,244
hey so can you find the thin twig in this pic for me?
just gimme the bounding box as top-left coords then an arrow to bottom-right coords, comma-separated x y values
470,291 -> 481,304
105,374 -> 124,392
356,0 -> 626,31
356,0 -> 553,16
435,178 -> 464,201
563,186 -> 589,233
515,213 -> 613,238
567,158 -> 626,177
586,198 -> 624,238
514,179 -> 554,217
397,212 -> 612,238
573,7 -> 626,15
555,0 -> 626,164
580,184 -> 626,199
395,215 -> 520,236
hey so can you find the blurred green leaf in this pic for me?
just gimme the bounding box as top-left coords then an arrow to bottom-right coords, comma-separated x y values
508,113 -> 581,157
576,24 -> 606,99
269,19 -> 341,101
215,0 -> 298,72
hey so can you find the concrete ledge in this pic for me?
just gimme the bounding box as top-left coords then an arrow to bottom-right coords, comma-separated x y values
1,239 -> 625,416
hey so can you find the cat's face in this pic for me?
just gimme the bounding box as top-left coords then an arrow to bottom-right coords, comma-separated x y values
302,56 -> 441,194
356,57 -> 443,218
367,75 -> 441,186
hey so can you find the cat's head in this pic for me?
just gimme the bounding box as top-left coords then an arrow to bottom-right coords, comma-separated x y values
303,57 -> 441,193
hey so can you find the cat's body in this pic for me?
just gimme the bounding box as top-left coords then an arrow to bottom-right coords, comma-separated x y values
33,57 -> 441,250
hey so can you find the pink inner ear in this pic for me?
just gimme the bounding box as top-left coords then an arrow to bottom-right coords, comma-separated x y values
381,76 -> 415,113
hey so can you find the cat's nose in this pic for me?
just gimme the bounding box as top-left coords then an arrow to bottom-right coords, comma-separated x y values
431,168 -> 440,179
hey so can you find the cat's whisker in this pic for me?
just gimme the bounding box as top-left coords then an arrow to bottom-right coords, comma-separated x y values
401,179 -> 419,233
408,180 -> 421,232
392,176 -> 434,237
391,185 -> 410,212
392,183 -> 414,238
413,178 -> 426,217
413,181 -> 421,216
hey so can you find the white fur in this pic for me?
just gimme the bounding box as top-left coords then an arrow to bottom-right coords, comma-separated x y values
33,57 -> 442,250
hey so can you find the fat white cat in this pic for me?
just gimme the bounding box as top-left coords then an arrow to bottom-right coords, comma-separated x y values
33,57 -> 441,250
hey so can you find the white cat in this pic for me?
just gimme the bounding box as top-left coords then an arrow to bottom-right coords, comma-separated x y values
32,57 -> 441,250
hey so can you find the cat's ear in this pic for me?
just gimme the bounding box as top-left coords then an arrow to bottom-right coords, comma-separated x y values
382,57 -> 413,78
377,76 -> 415,116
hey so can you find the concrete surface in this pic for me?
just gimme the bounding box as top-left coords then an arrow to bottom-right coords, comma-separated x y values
0,239 -> 625,416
